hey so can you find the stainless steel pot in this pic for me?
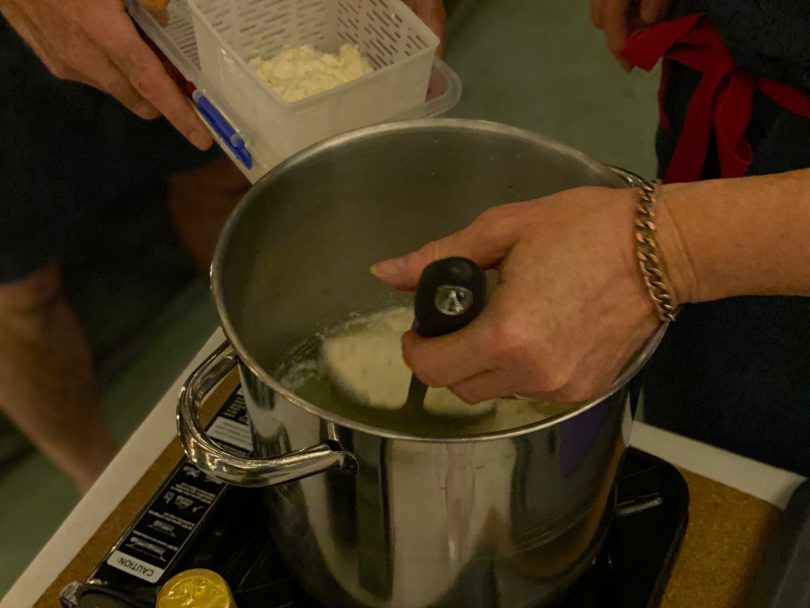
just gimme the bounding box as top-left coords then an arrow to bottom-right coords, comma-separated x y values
177,119 -> 666,607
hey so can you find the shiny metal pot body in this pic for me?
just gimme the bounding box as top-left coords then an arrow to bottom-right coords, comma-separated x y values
178,120 -> 664,607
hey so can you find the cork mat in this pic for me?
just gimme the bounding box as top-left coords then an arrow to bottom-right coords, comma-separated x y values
660,469 -> 781,608
37,371 -> 781,607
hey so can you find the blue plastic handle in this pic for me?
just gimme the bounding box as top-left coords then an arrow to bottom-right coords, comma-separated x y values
192,90 -> 252,169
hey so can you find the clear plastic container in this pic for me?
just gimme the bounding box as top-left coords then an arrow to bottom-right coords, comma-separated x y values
127,0 -> 461,183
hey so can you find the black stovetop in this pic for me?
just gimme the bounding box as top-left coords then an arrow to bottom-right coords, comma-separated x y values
65,448 -> 688,608
62,386 -> 689,608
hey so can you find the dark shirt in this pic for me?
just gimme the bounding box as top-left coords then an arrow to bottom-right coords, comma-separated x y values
642,0 -> 810,474
0,16 -> 220,282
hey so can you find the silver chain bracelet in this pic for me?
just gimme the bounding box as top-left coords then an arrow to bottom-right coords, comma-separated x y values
634,180 -> 679,323
608,167 -> 679,324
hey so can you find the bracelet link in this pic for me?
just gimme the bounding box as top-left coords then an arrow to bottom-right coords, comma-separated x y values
634,180 -> 679,323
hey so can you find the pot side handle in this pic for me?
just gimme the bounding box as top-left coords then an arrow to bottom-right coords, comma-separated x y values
177,341 -> 352,487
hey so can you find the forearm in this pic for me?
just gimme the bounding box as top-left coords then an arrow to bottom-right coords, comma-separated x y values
659,169 -> 810,304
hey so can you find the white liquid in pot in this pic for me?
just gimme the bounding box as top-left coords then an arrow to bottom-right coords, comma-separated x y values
276,306 -> 569,437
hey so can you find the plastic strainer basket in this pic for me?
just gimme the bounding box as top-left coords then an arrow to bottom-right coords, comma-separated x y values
188,0 -> 439,159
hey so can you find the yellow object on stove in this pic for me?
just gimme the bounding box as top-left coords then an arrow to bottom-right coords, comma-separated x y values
156,568 -> 235,608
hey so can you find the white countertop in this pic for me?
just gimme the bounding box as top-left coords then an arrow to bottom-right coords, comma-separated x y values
2,330 -> 806,606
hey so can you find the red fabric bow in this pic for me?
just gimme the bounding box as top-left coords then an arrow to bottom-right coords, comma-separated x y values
621,13 -> 810,183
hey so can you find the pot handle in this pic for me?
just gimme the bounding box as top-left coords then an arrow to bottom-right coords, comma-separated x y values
607,165 -> 651,188
177,341 -> 352,487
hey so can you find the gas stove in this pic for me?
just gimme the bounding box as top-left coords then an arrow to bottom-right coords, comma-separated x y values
61,389 -> 689,608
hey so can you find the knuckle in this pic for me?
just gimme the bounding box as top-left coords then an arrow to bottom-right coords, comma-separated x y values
402,336 -> 446,388
420,239 -> 443,266
527,372 -> 565,397
485,315 -> 575,397
103,78 -> 158,119
486,317 -> 530,362
525,361 -> 569,396
48,62 -> 71,81
129,68 -> 158,98
401,342 -> 430,384
132,99 -> 160,119
451,387 -> 478,405
401,339 -> 416,369
474,206 -> 510,232
476,206 -> 502,224
472,204 -> 518,241
420,372 -> 444,389
103,77 -> 125,97
410,360 -> 443,388
409,236 -> 454,278
554,384 -> 594,405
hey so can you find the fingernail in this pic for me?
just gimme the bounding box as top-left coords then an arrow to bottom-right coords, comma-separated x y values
370,257 -> 407,280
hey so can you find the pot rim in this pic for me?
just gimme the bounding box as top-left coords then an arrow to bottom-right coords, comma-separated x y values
211,118 -> 667,443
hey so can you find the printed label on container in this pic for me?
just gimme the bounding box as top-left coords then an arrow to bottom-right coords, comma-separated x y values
208,415 -> 252,452
208,390 -> 252,453
107,550 -> 165,583
106,388 -> 250,583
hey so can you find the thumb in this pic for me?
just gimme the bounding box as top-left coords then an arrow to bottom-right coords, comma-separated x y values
371,207 -> 519,290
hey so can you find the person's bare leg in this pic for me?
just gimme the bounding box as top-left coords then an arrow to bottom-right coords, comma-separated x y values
0,262 -> 117,493
168,158 -> 249,272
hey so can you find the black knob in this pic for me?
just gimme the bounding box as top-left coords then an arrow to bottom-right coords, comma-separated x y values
413,257 -> 487,338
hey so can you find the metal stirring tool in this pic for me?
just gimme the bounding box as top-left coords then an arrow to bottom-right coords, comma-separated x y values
402,257 -> 487,414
